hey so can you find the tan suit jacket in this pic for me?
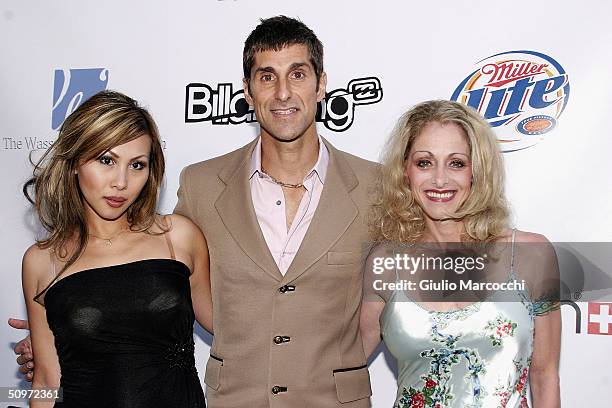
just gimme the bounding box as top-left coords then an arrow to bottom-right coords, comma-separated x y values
175,137 -> 377,408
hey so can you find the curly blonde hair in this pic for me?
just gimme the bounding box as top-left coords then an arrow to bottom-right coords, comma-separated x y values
24,90 -> 166,276
370,100 -> 509,243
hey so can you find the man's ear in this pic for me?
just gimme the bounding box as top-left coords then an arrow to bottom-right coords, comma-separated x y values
316,71 -> 327,102
243,78 -> 253,106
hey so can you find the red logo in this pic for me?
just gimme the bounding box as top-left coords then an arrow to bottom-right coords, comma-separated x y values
481,61 -> 549,87
451,50 -> 570,152
587,303 -> 612,335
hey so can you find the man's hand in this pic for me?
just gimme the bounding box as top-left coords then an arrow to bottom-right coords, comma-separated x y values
9,318 -> 33,381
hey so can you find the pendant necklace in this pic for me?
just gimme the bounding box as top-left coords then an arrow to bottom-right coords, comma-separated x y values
88,228 -> 127,247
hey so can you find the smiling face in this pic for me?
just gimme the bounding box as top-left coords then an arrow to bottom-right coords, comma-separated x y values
404,121 -> 472,221
244,44 -> 326,143
76,134 -> 152,222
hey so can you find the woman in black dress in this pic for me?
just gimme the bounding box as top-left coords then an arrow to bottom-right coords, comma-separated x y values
22,90 -> 211,407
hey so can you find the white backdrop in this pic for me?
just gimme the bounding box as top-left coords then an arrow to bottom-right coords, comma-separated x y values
1,1 -> 611,406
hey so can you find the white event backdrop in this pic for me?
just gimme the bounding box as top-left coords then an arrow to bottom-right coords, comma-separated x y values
1,1 -> 611,407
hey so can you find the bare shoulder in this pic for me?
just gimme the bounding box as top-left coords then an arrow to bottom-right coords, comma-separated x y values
513,229 -> 551,244
164,214 -> 206,244
22,243 -> 51,282
367,241 -> 397,259
510,230 -> 557,270
167,213 -> 200,233
494,228 -> 551,245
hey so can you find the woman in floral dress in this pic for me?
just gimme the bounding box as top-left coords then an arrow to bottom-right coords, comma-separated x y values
360,100 -> 560,407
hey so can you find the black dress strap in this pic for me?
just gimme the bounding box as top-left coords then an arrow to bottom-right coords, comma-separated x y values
33,250 -> 60,306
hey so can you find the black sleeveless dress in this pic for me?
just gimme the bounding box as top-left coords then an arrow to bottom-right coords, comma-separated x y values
43,258 -> 206,408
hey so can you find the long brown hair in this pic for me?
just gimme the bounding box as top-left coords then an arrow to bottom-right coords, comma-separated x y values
369,100 -> 510,243
24,90 -> 165,280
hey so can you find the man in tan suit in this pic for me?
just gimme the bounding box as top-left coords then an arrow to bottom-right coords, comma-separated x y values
173,16 -> 376,407
12,15 -> 377,408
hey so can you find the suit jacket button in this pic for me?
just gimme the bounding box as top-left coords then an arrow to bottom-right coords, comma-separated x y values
272,386 -> 281,394
273,336 -> 283,344
279,285 -> 296,293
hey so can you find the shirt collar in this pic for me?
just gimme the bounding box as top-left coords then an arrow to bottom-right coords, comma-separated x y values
249,136 -> 329,184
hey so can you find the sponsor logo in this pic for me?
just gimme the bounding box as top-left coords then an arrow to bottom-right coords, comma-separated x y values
185,76 -> 382,132
451,51 -> 569,152
562,301 -> 612,336
587,302 -> 612,335
562,300 -> 582,333
517,115 -> 556,135
52,68 -> 109,130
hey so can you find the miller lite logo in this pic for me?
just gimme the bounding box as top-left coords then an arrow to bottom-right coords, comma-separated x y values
185,76 -> 383,132
451,51 -> 570,152
587,302 -> 612,335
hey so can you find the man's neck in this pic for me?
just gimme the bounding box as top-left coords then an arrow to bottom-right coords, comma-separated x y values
260,132 -> 320,184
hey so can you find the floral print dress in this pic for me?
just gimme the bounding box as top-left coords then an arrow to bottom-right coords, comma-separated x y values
380,232 -> 552,408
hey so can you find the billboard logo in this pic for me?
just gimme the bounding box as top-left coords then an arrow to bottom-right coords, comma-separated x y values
451,51 -> 570,152
52,68 -> 109,130
587,302 -> 612,335
185,82 -> 255,125
185,76 -> 383,132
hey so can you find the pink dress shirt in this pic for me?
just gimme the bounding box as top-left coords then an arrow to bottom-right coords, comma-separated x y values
249,137 -> 329,275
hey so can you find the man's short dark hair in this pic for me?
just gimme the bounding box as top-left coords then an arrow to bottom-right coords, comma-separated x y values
243,16 -> 324,89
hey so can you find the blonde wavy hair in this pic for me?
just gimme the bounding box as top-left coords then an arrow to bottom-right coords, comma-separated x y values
24,90 -> 166,276
370,100 -> 509,243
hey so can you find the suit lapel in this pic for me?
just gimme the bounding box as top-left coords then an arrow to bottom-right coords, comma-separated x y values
215,140 -> 283,281
282,139 -> 359,283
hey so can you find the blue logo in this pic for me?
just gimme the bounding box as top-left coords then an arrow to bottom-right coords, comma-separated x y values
52,68 -> 109,130
451,51 -> 569,152
516,115 -> 556,136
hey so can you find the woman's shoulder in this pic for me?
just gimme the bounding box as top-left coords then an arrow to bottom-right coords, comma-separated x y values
496,228 -> 551,244
512,229 -> 551,244
368,241 -> 398,257
147,213 -> 195,232
156,214 -> 205,244
165,213 -> 199,232
505,229 -> 556,269
22,244 -> 52,282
